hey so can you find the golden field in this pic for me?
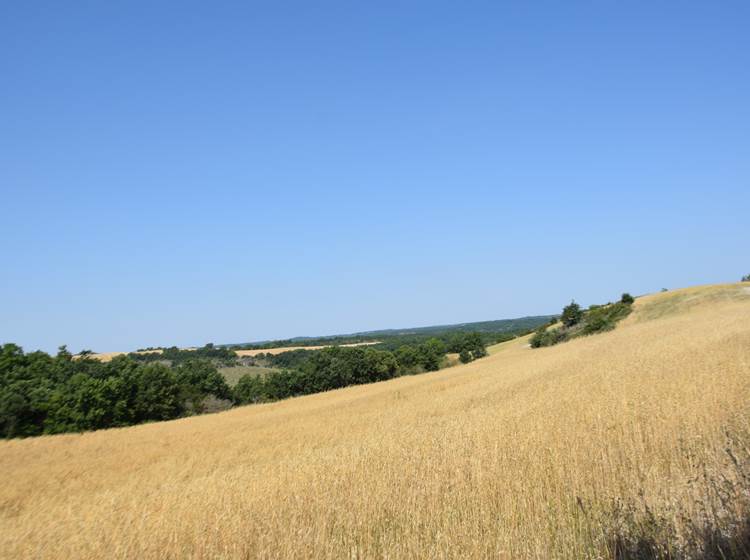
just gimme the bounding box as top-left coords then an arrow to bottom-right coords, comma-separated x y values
2,283 -> 749,559
234,341 -> 380,357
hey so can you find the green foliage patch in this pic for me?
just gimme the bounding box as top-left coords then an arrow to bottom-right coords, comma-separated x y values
531,295 -> 634,349
232,338 -> 460,405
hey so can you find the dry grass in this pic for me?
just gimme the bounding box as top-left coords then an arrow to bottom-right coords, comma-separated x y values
2,284 -> 750,558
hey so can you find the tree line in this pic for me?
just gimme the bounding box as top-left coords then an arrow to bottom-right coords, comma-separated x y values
1,332 -> 491,438
0,344 -> 232,438
127,343 -> 236,366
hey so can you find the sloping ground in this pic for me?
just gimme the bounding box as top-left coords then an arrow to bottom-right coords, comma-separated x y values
1,284 -> 749,559
626,283 -> 750,323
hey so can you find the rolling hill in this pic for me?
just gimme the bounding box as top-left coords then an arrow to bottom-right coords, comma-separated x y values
1,283 -> 749,558
224,315 -> 554,350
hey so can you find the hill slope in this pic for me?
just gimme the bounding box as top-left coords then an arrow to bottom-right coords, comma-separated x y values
2,283 -> 749,558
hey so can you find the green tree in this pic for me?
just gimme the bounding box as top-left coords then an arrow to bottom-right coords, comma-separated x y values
45,374 -> 120,433
175,359 -> 231,401
561,301 -> 583,328
620,293 -> 635,304
395,345 -> 420,371
132,364 -> 183,422
0,379 -> 54,437
56,345 -> 72,361
464,332 -> 487,360
233,374 -> 268,404
418,338 -> 446,371
362,348 -> 398,382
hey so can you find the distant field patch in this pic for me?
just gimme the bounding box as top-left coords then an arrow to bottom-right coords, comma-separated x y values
74,349 -> 163,362
219,366 -> 280,387
234,341 -> 380,357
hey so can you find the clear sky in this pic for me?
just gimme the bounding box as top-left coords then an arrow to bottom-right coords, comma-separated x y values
2,1 -> 748,353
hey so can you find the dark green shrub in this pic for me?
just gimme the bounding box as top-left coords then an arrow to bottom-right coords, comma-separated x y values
620,293 -> 635,304
175,359 -> 231,401
395,346 -> 420,371
582,302 -> 633,335
530,327 -> 567,348
233,374 -> 269,404
132,364 -> 183,422
174,359 -> 231,412
530,326 -> 547,348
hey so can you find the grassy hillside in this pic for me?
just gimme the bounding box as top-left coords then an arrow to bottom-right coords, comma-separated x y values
1,283 -> 749,558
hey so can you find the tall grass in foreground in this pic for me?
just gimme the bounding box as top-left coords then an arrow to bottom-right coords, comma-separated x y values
1,284 -> 749,559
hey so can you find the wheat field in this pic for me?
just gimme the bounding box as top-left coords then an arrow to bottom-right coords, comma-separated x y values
2,284 -> 749,558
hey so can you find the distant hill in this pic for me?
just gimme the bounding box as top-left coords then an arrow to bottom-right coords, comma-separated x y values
226,315 -> 554,349
348,315 -> 554,337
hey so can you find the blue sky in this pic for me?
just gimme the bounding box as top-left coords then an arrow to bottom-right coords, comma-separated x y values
2,1 -> 748,353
